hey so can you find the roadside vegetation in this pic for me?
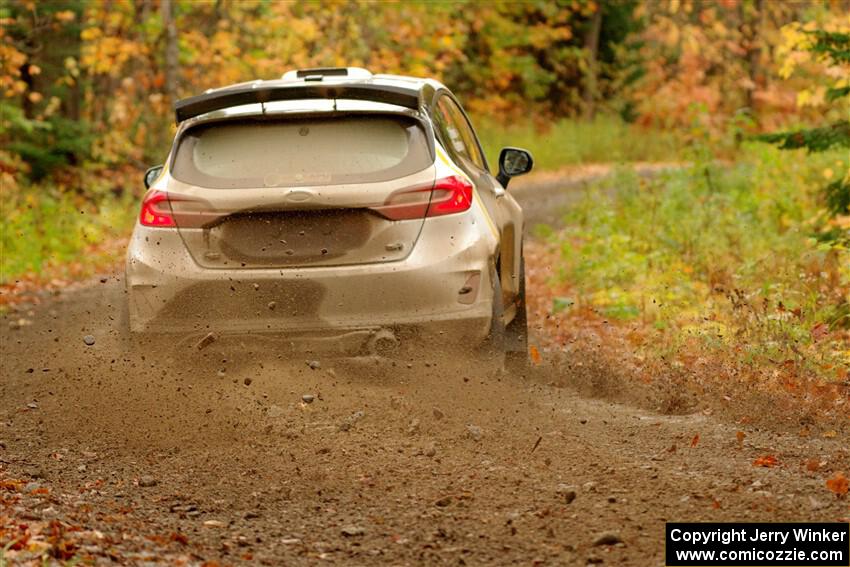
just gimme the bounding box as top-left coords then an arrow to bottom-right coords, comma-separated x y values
1,173 -> 136,285
529,21 -> 849,407
475,115 -> 683,171
534,144 -> 849,391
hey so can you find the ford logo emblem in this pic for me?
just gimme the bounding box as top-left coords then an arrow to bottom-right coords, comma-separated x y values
286,189 -> 313,202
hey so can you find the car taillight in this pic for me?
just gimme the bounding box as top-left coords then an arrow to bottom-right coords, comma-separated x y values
427,175 -> 473,217
139,190 -> 176,227
372,175 -> 473,221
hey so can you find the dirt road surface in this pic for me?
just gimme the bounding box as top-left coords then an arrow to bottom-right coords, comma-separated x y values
2,169 -> 848,565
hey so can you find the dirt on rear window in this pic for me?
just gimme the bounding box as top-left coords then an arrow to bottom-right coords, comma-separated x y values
171,114 -> 432,189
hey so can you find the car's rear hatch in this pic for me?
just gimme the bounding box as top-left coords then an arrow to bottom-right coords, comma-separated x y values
166,113 -> 436,268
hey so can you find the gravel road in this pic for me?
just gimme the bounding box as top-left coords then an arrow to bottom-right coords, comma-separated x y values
1,168 -> 847,565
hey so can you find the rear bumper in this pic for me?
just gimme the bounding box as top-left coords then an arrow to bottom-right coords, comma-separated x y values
125,214 -> 497,346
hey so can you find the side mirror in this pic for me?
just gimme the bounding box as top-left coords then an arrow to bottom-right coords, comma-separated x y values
496,147 -> 533,188
144,165 -> 164,189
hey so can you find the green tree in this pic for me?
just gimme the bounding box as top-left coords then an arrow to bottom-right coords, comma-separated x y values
0,0 -> 91,180
758,30 -> 850,225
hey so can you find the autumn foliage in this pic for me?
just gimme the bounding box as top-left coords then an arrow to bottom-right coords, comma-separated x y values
2,1 -> 848,187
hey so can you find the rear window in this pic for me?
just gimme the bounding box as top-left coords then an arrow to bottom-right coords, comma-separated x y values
171,114 -> 431,189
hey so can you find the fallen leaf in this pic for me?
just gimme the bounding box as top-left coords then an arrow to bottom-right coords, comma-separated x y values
530,345 -> 542,365
690,434 -> 700,447
9,530 -> 30,550
51,538 -> 77,560
826,472 -> 848,498
806,459 -> 821,472
822,430 -> 837,438
811,322 -> 830,342
753,455 -> 779,468
0,479 -> 24,491
736,431 -> 745,448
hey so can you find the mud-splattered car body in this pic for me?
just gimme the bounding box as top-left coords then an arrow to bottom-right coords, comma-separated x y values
126,67 -> 532,358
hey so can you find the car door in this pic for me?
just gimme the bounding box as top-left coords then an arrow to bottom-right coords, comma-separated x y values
431,92 -> 523,301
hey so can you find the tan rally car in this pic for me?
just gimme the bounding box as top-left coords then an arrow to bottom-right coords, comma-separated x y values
126,67 -> 533,368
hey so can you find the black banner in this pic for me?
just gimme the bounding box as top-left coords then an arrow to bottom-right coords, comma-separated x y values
666,523 -> 849,566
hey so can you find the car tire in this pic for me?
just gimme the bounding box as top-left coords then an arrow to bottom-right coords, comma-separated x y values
504,257 -> 529,375
485,257 -> 529,375
485,264 -> 506,359
117,294 -> 173,365
115,295 -> 143,360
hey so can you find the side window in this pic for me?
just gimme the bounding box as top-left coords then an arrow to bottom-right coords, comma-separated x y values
433,95 -> 486,171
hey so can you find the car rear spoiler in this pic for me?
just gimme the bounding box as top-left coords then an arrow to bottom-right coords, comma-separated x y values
174,83 -> 422,123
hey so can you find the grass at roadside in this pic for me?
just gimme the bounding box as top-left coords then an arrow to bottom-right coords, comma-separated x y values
1,191 -> 134,279
474,114 -> 683,171
0,170 -> 139,298
534,143 -> 849,395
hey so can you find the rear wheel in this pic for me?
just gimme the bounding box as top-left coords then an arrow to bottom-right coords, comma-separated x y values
117,294 -> 178,367
484,266 -> 506,359
504,258 -> 529,375
484,257 -> 529,375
